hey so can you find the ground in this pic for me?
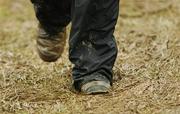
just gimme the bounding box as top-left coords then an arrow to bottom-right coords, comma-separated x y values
0,0 -> 180,114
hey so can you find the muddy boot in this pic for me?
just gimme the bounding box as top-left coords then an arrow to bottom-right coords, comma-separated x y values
81,81 -> 111,95
36,25 -> 66,62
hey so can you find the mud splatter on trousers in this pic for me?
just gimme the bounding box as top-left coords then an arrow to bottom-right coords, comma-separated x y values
31,0 -> 119,91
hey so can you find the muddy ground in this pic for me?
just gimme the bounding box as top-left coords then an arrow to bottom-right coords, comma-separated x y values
0,0 -> 180,114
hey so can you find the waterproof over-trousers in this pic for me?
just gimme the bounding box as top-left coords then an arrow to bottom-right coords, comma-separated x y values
31,0 -> 119,91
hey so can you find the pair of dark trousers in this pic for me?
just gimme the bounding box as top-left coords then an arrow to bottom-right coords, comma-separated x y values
31,0 -> 119,91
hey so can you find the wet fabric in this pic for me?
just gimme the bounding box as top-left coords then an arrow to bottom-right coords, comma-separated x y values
31,0 -> 119,91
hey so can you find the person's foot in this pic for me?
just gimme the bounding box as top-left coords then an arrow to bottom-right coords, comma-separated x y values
36,25 -> 66,62
81,81 -> 111,95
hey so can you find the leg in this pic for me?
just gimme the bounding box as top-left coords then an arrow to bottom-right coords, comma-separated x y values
31,0 -> 71,62
31,0 -> 71,34
70,0 -> 119,91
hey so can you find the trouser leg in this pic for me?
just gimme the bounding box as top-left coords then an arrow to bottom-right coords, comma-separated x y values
31,0 -> 72,62
70,0 -> 119,91
31,0 -> 71,35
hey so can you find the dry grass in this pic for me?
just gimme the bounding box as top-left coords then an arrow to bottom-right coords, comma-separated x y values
0,0 -> 180,114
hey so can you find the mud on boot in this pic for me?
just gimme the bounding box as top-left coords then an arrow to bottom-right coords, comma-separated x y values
36,25 -> 67,62
81,81 -> 111,95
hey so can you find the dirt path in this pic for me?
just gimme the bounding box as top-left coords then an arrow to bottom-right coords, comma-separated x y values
0,0 -> 180,114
